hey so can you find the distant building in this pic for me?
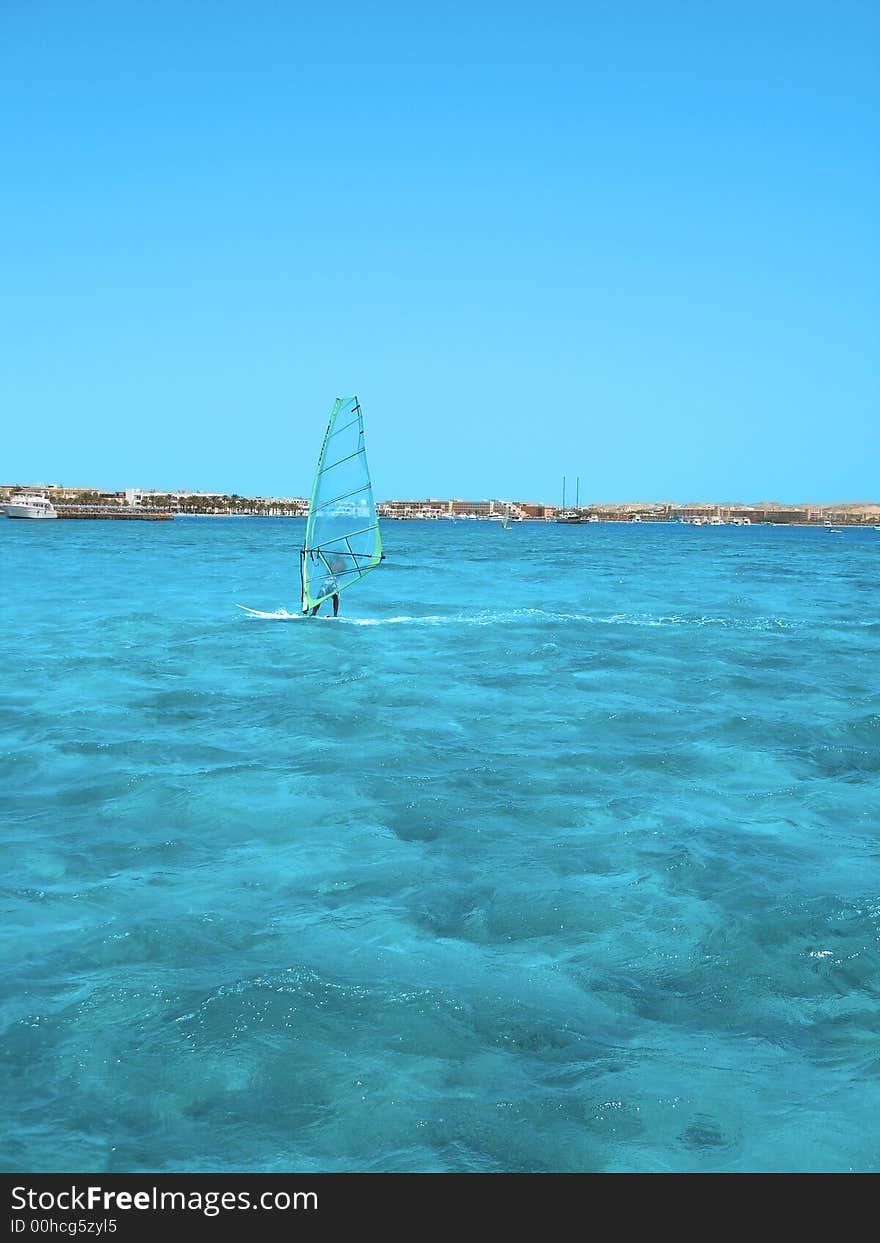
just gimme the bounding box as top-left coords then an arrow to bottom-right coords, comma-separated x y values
378,498 -> 452,518
124,489 -> 232,510
450,499 -> 492,517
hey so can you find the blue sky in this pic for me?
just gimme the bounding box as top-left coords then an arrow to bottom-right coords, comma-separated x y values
2,2 -> 877,502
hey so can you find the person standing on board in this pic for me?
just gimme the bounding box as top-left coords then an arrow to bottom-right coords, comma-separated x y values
310,590 -> 339,618
310,555 -> 345,617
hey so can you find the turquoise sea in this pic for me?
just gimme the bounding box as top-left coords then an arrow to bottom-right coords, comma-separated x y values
2,516 -> 878,1173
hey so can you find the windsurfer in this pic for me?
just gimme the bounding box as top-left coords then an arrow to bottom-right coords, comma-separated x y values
299,397 -> 384,618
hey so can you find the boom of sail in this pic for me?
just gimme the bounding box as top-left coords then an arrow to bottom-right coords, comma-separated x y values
300,396 -> 383,613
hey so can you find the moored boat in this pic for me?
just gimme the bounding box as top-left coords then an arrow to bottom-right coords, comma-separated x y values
3,492 -> 58,519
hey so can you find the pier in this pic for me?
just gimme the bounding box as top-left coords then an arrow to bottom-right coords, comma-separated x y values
56,506 -> 173,521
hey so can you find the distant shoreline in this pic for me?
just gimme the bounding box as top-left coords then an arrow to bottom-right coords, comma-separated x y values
2,485 -> 879,527
170,513 -> 878,528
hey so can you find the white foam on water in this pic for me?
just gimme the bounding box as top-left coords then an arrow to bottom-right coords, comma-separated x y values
236,605 -> 801,631
236,605 -> 300,619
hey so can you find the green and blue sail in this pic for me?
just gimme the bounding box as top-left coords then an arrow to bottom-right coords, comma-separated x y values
300,396 -> 383,613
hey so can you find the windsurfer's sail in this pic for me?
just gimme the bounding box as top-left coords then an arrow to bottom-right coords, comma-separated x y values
300,396 -> 383,613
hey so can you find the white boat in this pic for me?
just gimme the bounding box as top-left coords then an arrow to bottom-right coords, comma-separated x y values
3,492 -> 58,519
709,516 -> 725,526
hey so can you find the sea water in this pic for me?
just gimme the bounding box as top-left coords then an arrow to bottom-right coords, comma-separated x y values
1,517 -> 878,1173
